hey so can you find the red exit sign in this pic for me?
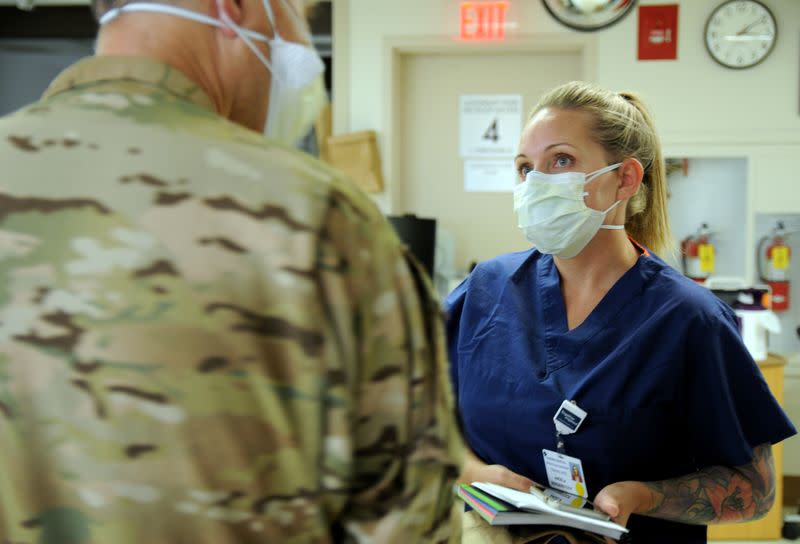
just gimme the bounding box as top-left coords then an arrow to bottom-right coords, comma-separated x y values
460,1 -> 509,41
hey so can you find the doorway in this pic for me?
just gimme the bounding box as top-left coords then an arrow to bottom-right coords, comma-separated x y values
394,46 -> 585,272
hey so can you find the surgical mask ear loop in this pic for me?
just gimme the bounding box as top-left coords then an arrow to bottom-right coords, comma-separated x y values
584,162 -> 625,230
262,0 -> 278,32
599,200 -> 625,230
99,3 -> 268,43
264,0 -> 314,43
584,162 -> 623,184
215,0 -> 286,84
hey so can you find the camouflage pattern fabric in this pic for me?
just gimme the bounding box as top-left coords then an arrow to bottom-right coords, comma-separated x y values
0,56 -> 463,544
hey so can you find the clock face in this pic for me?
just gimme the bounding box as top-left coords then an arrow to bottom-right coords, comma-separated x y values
705,0 -> 777,69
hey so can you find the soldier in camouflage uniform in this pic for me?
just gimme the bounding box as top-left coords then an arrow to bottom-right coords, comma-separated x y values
0,0 -> 464,542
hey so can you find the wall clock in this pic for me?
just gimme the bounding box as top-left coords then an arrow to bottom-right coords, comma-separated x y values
704,0 -> 777,69
541,0 -> 637,32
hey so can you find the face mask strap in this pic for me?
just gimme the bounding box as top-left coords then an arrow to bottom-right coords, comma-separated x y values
100,1 -> 287,85
100,3 -> 268,44
585,162 -> 623,183
215,0 -> 282,83
264,0 -> 315,45
599,199 -> 624,230
602,199 -> 621,215
262,0 -> 278,34
584,164 -> 624,228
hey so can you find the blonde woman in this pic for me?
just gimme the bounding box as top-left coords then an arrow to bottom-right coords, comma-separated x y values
446,81 -> 795,543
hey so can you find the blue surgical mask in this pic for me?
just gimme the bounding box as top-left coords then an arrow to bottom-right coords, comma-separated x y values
513,163 -> 624,259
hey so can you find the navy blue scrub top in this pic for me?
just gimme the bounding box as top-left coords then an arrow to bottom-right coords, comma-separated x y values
445,248 -> 796,544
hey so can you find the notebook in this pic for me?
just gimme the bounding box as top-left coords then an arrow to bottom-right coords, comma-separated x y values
456,482 -> 629,541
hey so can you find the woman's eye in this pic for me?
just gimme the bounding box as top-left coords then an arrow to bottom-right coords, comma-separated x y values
519,164 -> 533,177
554,155 -> 572,168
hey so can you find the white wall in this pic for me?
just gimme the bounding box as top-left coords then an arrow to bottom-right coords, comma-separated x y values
334,0 -> 800,474
333,0 -> 800,284
335,0 -> 800,192
666,158 -> 748,277
595,2 -> 800,141
334,0 -> 800,279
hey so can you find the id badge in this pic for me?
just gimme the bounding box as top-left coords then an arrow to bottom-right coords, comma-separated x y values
542,449 -> 588,498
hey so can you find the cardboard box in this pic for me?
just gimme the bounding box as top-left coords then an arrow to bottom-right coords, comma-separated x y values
326,130 -> 385,193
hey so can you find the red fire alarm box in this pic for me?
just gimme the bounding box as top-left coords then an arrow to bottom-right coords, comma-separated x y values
638,4 -> 679,60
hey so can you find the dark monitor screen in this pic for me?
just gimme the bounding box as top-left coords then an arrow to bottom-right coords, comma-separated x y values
0,38 -> 95,116
0,7 -> 97,115
387,214 -> 436,278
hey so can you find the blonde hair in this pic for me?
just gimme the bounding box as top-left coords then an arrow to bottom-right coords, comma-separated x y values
529,81 -> 673,256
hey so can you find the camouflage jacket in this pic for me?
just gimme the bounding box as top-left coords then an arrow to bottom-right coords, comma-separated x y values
0,56 -> 463,544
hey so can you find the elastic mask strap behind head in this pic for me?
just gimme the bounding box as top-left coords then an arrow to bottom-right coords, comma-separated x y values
100,3 -> 266,44
263,0 -> 313,44
99,2 -> 280,82
262,0 -> 279,37
216,0 -> 280,81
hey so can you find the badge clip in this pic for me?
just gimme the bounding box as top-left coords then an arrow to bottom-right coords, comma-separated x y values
553,400 -> 587,436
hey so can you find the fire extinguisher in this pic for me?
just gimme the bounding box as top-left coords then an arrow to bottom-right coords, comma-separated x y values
681,223 -> 715,284
758,221 -> 792,312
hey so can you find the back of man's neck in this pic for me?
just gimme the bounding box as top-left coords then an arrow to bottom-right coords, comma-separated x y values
95,23 -> 229,118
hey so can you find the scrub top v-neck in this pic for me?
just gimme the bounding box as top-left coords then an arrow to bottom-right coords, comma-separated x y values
445,248 -> 796,544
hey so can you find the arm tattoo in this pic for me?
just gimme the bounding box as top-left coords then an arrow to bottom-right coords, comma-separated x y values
640,443 -> 776,525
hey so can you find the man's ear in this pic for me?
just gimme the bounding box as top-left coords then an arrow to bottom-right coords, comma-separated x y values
616,157 -> 644,201
213,0 -> 242,37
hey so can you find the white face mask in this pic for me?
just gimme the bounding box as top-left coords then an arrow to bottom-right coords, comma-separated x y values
513,163 -> 624,259
100,0 -> 327,146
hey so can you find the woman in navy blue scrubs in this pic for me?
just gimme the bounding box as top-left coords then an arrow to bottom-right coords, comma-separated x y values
446,81 -> 796,543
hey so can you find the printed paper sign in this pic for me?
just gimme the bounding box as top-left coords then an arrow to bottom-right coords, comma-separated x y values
464,159 -> 515,192
459,94 -> 522,158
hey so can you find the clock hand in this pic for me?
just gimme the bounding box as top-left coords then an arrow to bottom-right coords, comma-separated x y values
737,19 -> 761,35
724,34 -> 771,42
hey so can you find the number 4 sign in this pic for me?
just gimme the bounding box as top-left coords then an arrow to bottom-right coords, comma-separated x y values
483,118 -> 501,142
459,94 -> 522,158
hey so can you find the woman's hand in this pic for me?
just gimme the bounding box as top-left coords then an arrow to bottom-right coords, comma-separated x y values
594,481 -> 653,543
459,449 -> 533,491
594,480 -> 653,533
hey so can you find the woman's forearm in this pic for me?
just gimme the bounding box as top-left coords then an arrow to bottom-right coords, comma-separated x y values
638,443 -> 775,525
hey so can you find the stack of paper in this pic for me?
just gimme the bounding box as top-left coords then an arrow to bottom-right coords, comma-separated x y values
456,482 -> 629,541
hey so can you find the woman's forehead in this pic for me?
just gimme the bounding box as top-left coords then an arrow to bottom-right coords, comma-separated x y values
519,108 -> 596,153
